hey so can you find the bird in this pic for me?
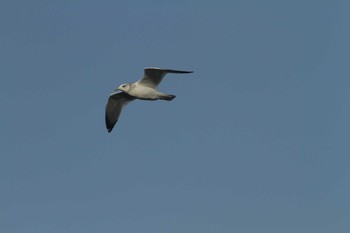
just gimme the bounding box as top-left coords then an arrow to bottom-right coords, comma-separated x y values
105,67 -> 193,132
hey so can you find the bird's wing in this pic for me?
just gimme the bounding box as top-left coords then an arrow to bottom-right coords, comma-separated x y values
105,91 -> 135,132
136,67 -> 193,89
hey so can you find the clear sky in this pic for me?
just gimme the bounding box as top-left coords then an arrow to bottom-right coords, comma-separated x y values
1,1 -> 349,232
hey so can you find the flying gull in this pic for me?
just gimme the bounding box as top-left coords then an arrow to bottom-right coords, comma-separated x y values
105,67 -> 193,132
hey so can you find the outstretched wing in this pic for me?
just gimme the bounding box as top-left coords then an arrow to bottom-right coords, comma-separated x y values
136,67 -> 193,89
105,91 -> 135,132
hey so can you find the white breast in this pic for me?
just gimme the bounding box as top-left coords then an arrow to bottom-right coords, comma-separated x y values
129,85 -> 159,100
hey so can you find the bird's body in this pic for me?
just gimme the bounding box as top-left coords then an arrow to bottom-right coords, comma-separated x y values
123,83 -> 174,100
105,67 -> 193,132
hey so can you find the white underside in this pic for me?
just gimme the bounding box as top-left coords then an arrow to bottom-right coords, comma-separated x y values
128,85 -> 164,100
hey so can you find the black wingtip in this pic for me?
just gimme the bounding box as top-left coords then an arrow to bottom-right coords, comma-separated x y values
145,67 -> 194,74
106,123 -> 115,133
105,117 -> 115,133
167,69 -> 194,74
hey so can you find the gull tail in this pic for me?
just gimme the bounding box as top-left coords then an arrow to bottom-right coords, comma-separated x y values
160,94 -> 176,101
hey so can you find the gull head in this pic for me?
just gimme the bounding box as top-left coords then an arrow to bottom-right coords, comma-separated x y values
117,83 -> 131,93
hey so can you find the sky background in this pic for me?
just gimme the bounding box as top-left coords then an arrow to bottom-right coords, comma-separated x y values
1,1 -> 350,232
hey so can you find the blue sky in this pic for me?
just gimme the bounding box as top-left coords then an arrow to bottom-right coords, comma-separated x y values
1,1 -> 350,232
